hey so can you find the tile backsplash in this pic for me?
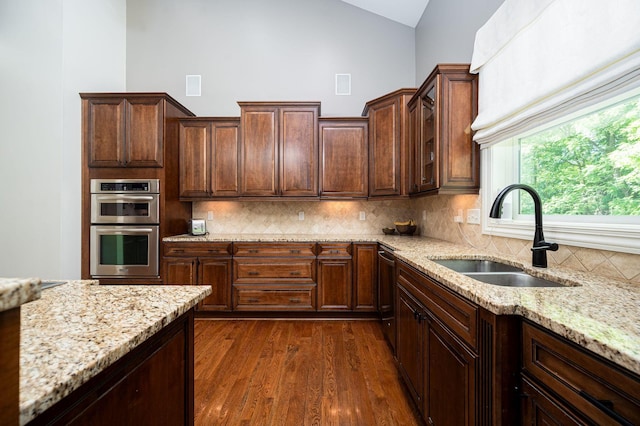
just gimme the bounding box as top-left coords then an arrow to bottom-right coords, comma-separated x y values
413,195 -> 640,284
193,199 -> 414,235
193,195 -> 640,284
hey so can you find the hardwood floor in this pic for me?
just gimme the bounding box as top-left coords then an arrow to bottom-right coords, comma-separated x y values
194,319 -> 421,425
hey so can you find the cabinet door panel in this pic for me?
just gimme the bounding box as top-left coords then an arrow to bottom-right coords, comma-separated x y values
319,120 -> 368,197
353,244 -> 377,311
199,258 -> 232,311
163,258 -> 196,285
425,318 -> 476,426
317,258 -> 352,311
125,97 -> 164,167
212,120 -> 240,196
179,121 -> 210,197
280,108 -> 318,196
396,285 -> 424,408
369,100 -> 400,196
242,109 -> 277,195
87,98 -> 125,167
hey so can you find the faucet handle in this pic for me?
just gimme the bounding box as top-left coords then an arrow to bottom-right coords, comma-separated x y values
532,241 -> 559,252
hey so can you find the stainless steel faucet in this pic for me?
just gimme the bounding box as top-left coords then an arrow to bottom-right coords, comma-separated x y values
489,184 -> 559,268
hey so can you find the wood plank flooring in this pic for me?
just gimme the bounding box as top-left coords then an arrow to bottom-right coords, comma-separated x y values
194,319 -> 421,425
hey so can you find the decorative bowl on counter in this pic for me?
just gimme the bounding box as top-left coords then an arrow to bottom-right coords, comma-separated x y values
396,224 -> 417,235
382,227 -> 396,235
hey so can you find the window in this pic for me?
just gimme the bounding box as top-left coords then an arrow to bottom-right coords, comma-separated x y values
482,87 -> 640,254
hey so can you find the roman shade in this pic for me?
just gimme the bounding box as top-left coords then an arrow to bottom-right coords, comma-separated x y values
470,0 -> 640,147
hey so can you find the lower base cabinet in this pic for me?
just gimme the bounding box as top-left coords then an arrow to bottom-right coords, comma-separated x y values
31,310 -> 194,425
163,242 -> 232,311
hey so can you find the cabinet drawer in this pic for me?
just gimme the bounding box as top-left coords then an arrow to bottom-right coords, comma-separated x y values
234,259 -> 315,282
234,243 -> 316,257
522,321 -> 640,425
163,242 -> 231,257
233,284 -> 316,311
317,243 -> 352,258
397,261 -> 478,349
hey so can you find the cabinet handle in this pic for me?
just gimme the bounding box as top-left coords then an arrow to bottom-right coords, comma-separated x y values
174,249 -> 184,253
290,249 -> 300,254
289,298 -> 301,303
208,249 -> 219,254
579,390 -> 633,426
290,271 -> 301,276
248,271 -> 260,276
246,298 -> 260,303
427,417 -> 434,426
330,250 -> 340,254
248,249 -> 259,254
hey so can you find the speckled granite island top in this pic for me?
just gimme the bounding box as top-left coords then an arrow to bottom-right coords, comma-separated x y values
0,277 -> 41,312
19,280 -> 211,425
166,233 -> 640,375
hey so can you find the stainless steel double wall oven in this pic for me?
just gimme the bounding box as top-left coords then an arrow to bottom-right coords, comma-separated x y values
90,179 -> 160,278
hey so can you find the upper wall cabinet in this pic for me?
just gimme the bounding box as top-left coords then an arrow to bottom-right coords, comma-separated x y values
239,102 -> 320,197
178,117 -> 240,199
363,88 -> 415,198
319,117 -> 369,198
81,93 -> 193,168
408,64 -> 479,195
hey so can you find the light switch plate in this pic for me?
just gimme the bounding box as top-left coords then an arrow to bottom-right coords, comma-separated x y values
359,211 -> 366,221
467,209 -> 481,224
298,211 -> 305,221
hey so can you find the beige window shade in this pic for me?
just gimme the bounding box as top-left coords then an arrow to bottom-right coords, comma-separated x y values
470,0 -> 640,147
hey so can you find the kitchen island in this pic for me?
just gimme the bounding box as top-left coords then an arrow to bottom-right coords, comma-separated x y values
17,280 -> 210,425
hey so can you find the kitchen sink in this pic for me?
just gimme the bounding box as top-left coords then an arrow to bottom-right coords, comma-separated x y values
432,259 -> 522,273
461,272 -> 565,287
432,259 -> 567,288
41,280 -> 67,290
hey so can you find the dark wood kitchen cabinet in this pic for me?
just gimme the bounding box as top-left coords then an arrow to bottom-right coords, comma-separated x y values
408,64 -> 479,195
396,260 -> 482,425
317,243 -> 353,311
363,88 -> 415,197
239,102 -> 320,197
353,243 -> 377,312
82,94 -> 192,168
178,117 -> 240,199
163,242 -> 233,311
319,117 -> 369,198
521,320 -> 640,426
377,245 -> 396,351
232,243 -> 317,311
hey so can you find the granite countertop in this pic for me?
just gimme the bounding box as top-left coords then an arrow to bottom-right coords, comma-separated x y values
19,280 -> 211,425
165,233 -> 640,375
0,277 -> 41,312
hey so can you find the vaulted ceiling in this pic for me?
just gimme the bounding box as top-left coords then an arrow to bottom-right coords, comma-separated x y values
340,0 -> 429,27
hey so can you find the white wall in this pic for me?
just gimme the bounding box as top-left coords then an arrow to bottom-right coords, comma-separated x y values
0,0 -> 126,279
125,0 -> 416,117
414,0 -> 503,82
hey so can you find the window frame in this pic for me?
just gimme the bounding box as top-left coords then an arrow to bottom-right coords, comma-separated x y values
480,90 -> 640,255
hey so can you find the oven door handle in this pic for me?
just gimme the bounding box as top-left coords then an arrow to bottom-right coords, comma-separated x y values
95,227 -> 156,234
94,194 -> 156,201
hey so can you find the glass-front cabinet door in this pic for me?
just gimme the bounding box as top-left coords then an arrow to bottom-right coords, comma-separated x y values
419,83 -> 437,192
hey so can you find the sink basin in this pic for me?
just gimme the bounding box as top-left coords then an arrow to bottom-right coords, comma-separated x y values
432,259 -> 522,273
433,259 -> 567,288
462,272 -> 565,288
41,280 -> 67,290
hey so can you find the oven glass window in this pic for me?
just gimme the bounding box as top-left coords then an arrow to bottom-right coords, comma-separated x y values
100,202 -> 150,217
99,235 -> 149,265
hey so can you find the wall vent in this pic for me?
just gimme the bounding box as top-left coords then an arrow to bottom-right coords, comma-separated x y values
335,73 -> 351,96
186,75 -> 201,96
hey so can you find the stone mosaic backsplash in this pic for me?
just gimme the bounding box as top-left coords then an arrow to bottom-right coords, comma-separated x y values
413,195 -> 640,284
193,195 -> 640,284
192,199 -> 414,236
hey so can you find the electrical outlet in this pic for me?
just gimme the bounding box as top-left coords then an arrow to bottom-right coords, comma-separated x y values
359,211 -> 366,221
207,211 -> 213,220
298,211 -> 304,221
453,209 -> 463,223
467,209 -> 480,224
